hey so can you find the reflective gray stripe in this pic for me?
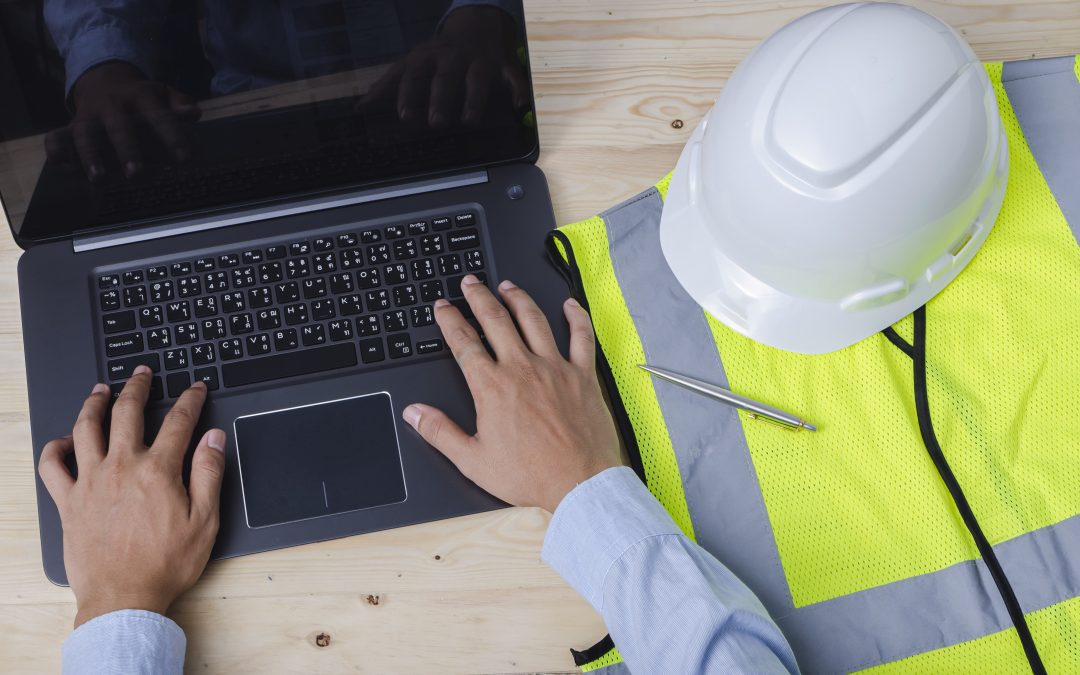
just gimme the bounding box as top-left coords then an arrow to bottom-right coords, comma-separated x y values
600,189 -> 793,614
1002,56 -> 1080,243
595,152 -> 1080,671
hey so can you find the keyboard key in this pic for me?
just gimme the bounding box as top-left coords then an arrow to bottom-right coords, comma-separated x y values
265,245 -> 287,260
223,343 -> 357,387
245,334 -> 271,356
105,332 -> 143,357
256,308 -> 282,330
358,338 -> 385,364
150,281 -> 174,303
301,323 -> 326,346
393,285 -> 417,307
420,234 -> 444,256
383,310 -> 408,332
448,229 -> 480,251
356,314 -> 380,337
312,253 -> 336,275
100,290 -> 121,311
192,343 -> 216,365
102,311 -> 135,334
218,253 -> 240,268
259,262 -> 283,284
193,367 -> 219,391
454,212 -> 477,228
122,270 -> 144,285
248,287 -> 273,308
204,271 -> 228,292
147,266 -> 168,281
164,348 -> 188,371
407,220 -> 429,235
420,280 -> 445,302
360,229 -> 382,244
177,276 -> 201,298
194,296 -> 218,318
447,273 -> 487,298
411,305 -> 435,327
171,262 -> 193,277
311,300 -> 335,321
417,339 -> 444,355
274,282 -> 300,303
450,298 -> 474,319
438,254 -> 462,276
328,319 -> 353,341
337,233 -> 359,248
383,264 -> 408,285
355,268 -> 380,289
166,301 -> 191,322
302,278 -> 327,299
286,258 -> 310,279
230,313 -> 254,335
222,292 -> 246,313
147,327 -> 172,349
367,243 -> 391,265
110,376 -> 164,401
139,306 -> 163,327
365,289 -> 391,312
412,259 -> 436,280
123,286 -> 147,307
388,334 -> 413,359
195,257 -> 216,272
232,266 -> 257,288
201,318 -> 227,340
330,273 -> 355,294
432,216 -> 452,231
273,329 -> 298,351
313,237 -> 334,251
242,249 -> 264,264
99,274 -> 119,289
289,241 -> 311,256
284,303 -> 308,326
218,338 -> 243,361
338,294 -> 364,316
340,249 -> 365,270
464,250 -> 485,272
385,225 -> 405,239
393,239 -> 418,261
166,371 -> 191,398
175,322 -> 199,345
106,353 -> 161,381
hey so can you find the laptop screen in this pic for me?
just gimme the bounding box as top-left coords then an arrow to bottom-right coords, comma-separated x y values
0,0 -> 538,245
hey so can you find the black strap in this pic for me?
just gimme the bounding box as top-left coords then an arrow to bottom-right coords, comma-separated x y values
570,633 -> 616,667
888,307 -> 1045,674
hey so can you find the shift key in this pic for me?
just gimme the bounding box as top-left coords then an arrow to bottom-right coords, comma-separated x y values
105,332 -> 144,357
106,353 -> 161,381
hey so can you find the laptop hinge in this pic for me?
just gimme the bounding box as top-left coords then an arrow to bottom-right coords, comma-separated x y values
72,170 -> 489,253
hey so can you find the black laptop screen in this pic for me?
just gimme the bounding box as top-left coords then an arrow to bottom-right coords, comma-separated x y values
0,0 -> 538,244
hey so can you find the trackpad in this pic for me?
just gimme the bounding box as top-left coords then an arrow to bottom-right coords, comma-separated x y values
235,393 -> 407,528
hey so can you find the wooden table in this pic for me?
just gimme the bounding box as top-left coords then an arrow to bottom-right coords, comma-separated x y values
1,2 -> 1077,672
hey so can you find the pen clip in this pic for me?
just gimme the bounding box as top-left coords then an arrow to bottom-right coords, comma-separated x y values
747,412 -> 805,432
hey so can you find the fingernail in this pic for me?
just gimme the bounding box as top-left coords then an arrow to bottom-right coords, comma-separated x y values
88,164 -> 103,180
434,299 -> 451,308
462,274 -> 481,286
191,380 -> 207,390
205,429 -> 225,452
498,279 -> 517,291
402,405 -> 422,429
133,365 -> 151,376
124,161 -> 141,177
91,383 -> 110,396
566,297 -> 581,309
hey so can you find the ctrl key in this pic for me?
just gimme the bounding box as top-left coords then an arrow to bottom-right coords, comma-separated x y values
109,376 -> 164,402
166,372 -> 192,398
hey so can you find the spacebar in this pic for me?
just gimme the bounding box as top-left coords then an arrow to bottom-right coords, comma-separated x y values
222,344 -> 358,387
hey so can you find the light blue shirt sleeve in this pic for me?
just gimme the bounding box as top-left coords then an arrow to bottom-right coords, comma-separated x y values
62,609 -> 185,675
542,466 -> 800,674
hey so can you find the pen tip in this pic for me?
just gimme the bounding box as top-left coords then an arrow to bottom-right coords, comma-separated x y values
803,422 -> 818,432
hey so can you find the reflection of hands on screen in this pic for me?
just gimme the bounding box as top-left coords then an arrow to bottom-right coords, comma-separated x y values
45,62 -> 201,182
361,6 -> 529,129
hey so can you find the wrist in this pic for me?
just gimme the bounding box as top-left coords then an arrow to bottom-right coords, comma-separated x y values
75,594 -> 171,628
543,461 -> 621,513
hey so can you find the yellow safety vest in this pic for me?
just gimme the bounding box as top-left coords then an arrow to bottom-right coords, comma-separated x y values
547,56 -> 1080,674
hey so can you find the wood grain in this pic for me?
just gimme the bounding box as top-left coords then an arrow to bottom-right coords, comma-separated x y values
1,1 -> 1077,672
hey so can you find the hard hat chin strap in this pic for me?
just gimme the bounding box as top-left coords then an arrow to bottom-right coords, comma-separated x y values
884,308 -> 1046,675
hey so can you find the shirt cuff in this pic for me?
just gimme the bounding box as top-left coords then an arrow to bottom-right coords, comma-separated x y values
62,609 -> 186,675
542,466 -> 683,611
60,25 -> 156,97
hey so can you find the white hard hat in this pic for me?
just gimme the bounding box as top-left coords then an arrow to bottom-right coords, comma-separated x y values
660,2 -> 1008,354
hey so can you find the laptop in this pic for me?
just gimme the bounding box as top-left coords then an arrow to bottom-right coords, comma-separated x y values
0,0 -> 568,585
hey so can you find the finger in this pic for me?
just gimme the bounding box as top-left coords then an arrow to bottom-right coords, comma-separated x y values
402,404 -> 475,470
72,383 -> 111,467
138,96 -> 193,162
497,280 -> 560,359
72,119 -> 107,181
102,113 -> 143,177
188,428 -> 226,523
503,61 -> 531,111
44,127 -> 76,164
462,60 -> 493,126
398,52 -> 436,123
151,381 -> 208,473
39,437 -> 76,510
167,88 -> 201,121
564,297 -> 596,370
434,298 -> 493,385
360,60 -> 406,111
461,274 -> 527,359
428,53 -> 466,128
108,366 -> 153,453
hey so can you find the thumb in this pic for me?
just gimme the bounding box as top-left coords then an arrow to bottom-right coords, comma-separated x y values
403,404 -> 475,470
189,428 -> 226,523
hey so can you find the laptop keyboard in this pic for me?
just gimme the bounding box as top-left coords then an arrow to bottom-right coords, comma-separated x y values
94,209 -> 489,401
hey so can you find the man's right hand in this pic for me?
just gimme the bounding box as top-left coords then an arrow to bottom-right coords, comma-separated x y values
403,277 -> 624,514
45,61 -> 200,181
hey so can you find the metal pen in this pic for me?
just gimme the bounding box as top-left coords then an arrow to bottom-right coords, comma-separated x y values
638,365 -> 817,432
